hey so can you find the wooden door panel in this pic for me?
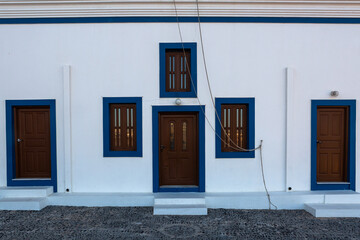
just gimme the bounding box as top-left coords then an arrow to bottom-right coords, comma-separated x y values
332,113 -> 342,136
331,154 -> 341,174
318,114 -> 329,136
318,153 -> 329,174
317,107 -> 348,182
15,107 -> 51,178
159,113 -> 198,186
320,140 -> 341,149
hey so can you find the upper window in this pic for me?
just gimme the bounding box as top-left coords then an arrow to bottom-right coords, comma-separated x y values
166,49 -> 191,92
103,97 -> 142,157
215,98 -> 255,158
160,43 -> 197,98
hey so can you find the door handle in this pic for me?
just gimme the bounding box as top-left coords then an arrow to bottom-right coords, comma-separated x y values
316,140 -> 322,144
160,145 -> 166,152
17,138 -> 23,143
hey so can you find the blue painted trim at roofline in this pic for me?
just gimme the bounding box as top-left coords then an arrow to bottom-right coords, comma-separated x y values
2,17 -> 360,24
311,100 -> 356,191
103,97 -> 143,157
215,98 -> 255,158
159,43 -> 197,98
152,105 -> 205,193
5,100 -> 58,192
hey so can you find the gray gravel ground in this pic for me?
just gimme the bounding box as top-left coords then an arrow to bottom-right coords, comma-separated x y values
0,207 -> 359,239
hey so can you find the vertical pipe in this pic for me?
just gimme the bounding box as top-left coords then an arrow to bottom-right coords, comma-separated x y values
285,67 -> 294,192
63,65 -> 73,193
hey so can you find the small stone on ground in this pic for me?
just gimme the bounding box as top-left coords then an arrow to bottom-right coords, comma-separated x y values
0,207 -> 359,239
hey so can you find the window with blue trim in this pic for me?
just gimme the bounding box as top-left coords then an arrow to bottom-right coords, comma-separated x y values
215,98 -> 255,158
160,43 -> 197,98
103,97 -> 142,157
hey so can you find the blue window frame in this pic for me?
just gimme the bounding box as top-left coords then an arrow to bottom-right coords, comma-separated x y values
215,98 -> 255,158
311,100 -> 356,191
6,99 -> 58,192
103,97 -> 142,157
159,42 -> 197,98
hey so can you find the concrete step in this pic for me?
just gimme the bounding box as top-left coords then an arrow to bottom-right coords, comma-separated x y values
0,186 -> 53,198
154,204 -> 207,215
305,203 -> 360,218
0,197 -> 48,211
153,193 -> 207,215
154,196 -> 205,205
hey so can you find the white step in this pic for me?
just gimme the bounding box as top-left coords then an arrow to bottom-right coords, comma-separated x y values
154,196 -> 205,205
153,193 -> 207,215
0,197 -> 48,211
305,203 -> 360,218
154,204 -> 207,215
0,186 -> 53,198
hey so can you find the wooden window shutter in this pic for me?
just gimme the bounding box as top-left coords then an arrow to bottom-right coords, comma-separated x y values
110,104 -> 137,151
221,104 -> 248,152
165,49 -> 191,92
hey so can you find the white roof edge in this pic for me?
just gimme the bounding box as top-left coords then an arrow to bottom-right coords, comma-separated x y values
1,0 -> 360,18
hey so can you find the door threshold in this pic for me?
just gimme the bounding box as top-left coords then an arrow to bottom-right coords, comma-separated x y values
317,182 -> 350,184
158,185 -> 201,192
160,185 -> 198,188
13,178 -> 51,181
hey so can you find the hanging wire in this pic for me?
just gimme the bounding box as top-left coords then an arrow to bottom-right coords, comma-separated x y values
172,0 -> 278,210
173,0 -> 248,153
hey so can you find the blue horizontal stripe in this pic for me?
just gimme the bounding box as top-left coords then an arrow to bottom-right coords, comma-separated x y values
1,16 -> 360,24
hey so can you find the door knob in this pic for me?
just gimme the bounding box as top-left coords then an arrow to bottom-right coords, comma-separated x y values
17,138 -> 23,143
316,140 -> 322,144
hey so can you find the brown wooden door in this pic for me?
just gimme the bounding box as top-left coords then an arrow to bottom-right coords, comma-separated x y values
317,107 -> 348,182
159,112 -> 198,186
14,107 -> 51,178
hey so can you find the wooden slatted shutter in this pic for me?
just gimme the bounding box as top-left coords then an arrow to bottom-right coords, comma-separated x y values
165,49 -> 191,92
221,104 -> 248,152
110,104 -> 137,151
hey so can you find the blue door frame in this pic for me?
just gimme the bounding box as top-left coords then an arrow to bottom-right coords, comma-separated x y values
152,105 -> 205,192
6,100 -> 57,192
311,100 -> 356,191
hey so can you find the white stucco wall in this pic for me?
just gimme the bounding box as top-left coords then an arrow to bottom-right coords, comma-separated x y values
0,22 -> 359,193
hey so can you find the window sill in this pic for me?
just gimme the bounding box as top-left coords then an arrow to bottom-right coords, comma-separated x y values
13,178 -> 51,181
317,182 -> 350,185
160,92 -> 197,98
104,150 -> 142,158
216,151 -> 255,159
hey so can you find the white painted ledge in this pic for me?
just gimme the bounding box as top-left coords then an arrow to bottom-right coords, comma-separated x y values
1,0 -> 360,18
1,190 -> 359,211
45,190 -> 360,209
48,192 -> 154,207
0,186 -> 53,198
